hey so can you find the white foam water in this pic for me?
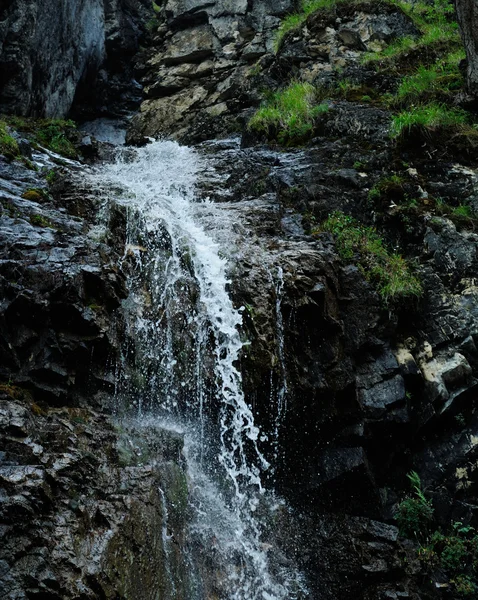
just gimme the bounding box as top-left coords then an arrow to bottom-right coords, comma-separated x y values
88,140 -> 308,599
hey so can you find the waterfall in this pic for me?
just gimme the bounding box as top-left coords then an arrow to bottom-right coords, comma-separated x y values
89,139 -> 307,599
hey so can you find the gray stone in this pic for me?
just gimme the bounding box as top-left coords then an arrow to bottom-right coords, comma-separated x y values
161,25 -> 219,65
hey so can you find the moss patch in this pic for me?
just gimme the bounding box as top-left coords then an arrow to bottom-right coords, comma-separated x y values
30,213 -> 54,228
22,188 -> 50,203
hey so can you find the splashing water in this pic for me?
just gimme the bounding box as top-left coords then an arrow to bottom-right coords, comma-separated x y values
88,140 -> 307,600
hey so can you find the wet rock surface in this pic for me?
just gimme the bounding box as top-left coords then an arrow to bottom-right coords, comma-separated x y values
0,149 -> 126,408
3,0 -> 478,598
0,396 -> 190,599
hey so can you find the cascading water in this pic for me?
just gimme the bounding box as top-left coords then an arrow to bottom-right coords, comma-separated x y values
268,266 -> 289,468
89,139 -> 308,599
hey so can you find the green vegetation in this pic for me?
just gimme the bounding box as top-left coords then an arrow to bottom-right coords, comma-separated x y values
4,116 -> 78,158
452,204 -> 473,218
45,169 -> 58,185
30,213 -> 53,228
395,473 -> 478,596
368,174 -> 406,202
320,211 -> 422,303
275,0 -> 458,56
22,188 -> 49,202
363,0 -> 460,65
394,51 -> 465,104
0,121 -> 20,159
418,523 -> 478,596
248,81 -> 329,145
395,471 -> 434,539
247,62 -> 263,77
390,103 -> 469,138
275,0 -> 339,52
0,382 -> 31,400
34,120 -> 77,158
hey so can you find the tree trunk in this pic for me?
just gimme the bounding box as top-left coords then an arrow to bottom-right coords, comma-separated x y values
455,0 -> 478,97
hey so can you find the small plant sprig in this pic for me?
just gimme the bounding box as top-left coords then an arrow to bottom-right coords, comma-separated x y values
395,470 -> 434,539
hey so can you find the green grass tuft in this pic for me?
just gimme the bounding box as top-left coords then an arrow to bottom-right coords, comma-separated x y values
394,52 -> 465,105
390,103 -> 469,138
34,120 -> 77,158
248,81 -> 328,145
320,211 -> 422,303
362,0 -> 460,65
0,121 -> 20,159
452,205 -> 473,218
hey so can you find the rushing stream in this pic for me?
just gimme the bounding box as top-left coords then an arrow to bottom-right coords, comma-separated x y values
89,138 -> 307,599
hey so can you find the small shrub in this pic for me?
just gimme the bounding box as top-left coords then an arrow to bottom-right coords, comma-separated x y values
395,471 -> 434,539
440,536 -> 468,571
453,575 -> 477,596
320,212 -> 422,303
419,524 -> 478,594
248,82 -> 328,145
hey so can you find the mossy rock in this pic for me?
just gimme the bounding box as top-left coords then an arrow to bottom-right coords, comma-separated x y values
22,189 -> 48,202
30,213 -> 53,228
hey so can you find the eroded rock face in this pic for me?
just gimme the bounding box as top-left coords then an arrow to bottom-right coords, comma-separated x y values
0,397 -> 190,599
128,0 -> 294,141
127,0 -> 420,143
0,0 -> 151,118
0,145 -> 127,407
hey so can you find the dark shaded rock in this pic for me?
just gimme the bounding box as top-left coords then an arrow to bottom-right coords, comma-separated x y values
0,0 -> 152,119
0,147 -> 127,409
0,398 -> 191,600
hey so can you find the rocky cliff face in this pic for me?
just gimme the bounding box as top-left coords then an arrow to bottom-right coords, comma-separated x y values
127,1 -> 478,596
128,0 -> 294,142
0,0 -> 151,118
2,0 -> 478,599
0,138 -> 195,599
0,143 -> 126,406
